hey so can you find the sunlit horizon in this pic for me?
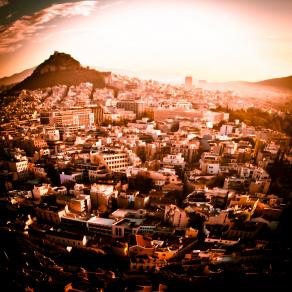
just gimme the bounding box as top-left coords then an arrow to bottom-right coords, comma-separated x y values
0,0 -> 291,82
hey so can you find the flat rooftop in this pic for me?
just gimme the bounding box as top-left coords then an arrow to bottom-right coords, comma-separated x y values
37,203 -> 65,212
141,217 -> 161,226
88,217 -> 115,226
113,218 -> 144,228
110,209 -> 133,218
61,212 -> 93,222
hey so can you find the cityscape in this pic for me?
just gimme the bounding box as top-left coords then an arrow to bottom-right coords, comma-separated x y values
0,1 -> 292,291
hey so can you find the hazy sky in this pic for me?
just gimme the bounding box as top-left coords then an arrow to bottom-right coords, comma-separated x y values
0,0 -> 291,82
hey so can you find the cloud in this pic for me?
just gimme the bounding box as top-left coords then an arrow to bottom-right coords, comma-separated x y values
0,0 -> 8,8
0,0 -> 98,54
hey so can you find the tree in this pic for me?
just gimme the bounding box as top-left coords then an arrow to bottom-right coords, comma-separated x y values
188,211 -> 206,230
128,174 -> 154,193
45,163 -> 60,186
136,146 -> 147,163
170,121 -> 179,132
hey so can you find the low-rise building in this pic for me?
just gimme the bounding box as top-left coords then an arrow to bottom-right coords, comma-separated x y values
60,171 -> 83,184
112,218 -> 144,238
164,204 -> 189,228
90,149 -> 131,172
35,204 -> 67,225
45,230 -> 88,247
32,184 -> 50,200
87,217 -> 115,236
199,153 -> 220,174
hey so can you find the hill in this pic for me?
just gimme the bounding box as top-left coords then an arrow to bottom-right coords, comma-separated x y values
255,75 -> 292,91
0,68 -> 35,87
10,51 -> 108,92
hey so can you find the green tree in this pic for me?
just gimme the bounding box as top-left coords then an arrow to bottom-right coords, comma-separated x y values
128,174 -> 154,193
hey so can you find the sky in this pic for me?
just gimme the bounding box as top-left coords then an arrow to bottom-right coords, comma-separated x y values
0,0 -> 291,82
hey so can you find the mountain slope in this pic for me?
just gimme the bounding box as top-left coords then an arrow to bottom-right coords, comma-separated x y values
0,68 -> 35,87
255,75 -> 292,91
11,51 -> 108,92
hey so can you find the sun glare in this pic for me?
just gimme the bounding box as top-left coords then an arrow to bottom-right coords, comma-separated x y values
70,1 -> 256,80
25,1 -> 261,81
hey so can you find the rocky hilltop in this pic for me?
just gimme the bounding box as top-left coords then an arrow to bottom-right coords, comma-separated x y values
11,51 -> 109,91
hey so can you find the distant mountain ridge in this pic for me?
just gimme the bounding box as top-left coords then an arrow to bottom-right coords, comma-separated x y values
9,51 -> 109,92
0,51 -> 291,92
255,75 -> 292,91
204,75 -> 292,91
0,68 -> 35,87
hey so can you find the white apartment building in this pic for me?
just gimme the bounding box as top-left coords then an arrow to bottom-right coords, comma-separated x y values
199,153 -> 220,174
90,149 -> 131,172
162,153 -> 185,168
43,128 -> 60,141
8,158 -> 29,180
32,184 -> 50,200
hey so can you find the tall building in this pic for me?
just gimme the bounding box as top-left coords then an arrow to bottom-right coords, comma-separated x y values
116,100 -> 145,119
87,105 -> 104,126
185,76 -> 192,89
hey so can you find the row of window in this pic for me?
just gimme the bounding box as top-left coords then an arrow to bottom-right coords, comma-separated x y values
104,155 -> 128,160
16,167 -> 28,172
49,236 -> 83,246
88,225 -> 112,231
107,159 -> 128,164
111,165 -> 129,170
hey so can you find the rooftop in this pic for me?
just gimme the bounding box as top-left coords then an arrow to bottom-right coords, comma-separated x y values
113,218 -> 144,228
88,217 -> 115,226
